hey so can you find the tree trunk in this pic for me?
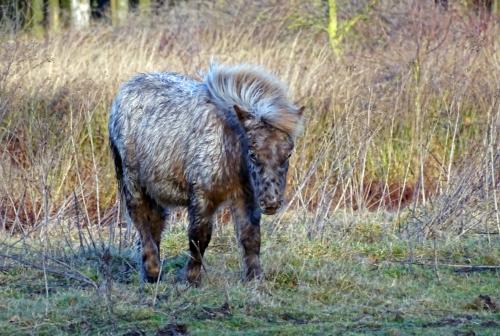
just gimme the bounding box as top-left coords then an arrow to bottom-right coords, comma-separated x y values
435,0 -> 448,10
111,0 -> 128,25
470,0 -> 492,13
58,0 -> 71,29
327,0 -> 340,55
48,0 -> 60,32
493,0 -> 500,15
71,0 -> 90,29
31,0 -> 44,37
11,0 -> 26,31
138,0 -> 151,15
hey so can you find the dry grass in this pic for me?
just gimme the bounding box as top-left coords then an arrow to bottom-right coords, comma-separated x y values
0,1 -> 498,234
0,1 -> 499,334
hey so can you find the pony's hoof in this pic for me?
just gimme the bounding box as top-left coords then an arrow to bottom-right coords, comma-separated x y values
141,269 -> 161,283
244,266 -> 263,282
184,263 -> 202,287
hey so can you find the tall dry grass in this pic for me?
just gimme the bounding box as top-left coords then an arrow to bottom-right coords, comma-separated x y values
0,0 -> 498,243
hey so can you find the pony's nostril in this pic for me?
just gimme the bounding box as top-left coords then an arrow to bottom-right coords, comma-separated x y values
269,197 -> 280,207
267,202 -> 279,210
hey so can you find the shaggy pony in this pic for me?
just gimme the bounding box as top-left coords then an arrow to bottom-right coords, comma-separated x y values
109,63 -> 303,284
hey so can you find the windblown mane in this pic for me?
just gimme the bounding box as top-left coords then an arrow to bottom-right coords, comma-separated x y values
204,63 -> 302,137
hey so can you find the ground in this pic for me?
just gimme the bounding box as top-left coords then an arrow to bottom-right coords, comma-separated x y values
1,216 -> 498,335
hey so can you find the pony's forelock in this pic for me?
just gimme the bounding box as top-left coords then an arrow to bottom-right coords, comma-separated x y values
204,63 -> 303,137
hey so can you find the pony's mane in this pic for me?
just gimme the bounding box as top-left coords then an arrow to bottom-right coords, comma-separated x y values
204,63 -> 302,137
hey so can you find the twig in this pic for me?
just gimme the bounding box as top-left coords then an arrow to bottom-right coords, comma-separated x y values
470,231 -> 500,235
73,191 -> 86,252
152,257 -> 165,306
0,253 -> 98,288
383,260 -> 500,273
452,265 -> 500,273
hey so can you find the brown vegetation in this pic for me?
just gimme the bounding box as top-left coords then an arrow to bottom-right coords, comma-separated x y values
0,1 -> 498,238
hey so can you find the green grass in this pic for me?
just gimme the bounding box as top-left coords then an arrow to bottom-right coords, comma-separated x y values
1,221 -> 498,335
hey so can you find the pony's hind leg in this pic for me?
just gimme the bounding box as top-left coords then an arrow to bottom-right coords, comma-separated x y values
186,190 -> 217,286
125,190 -> 167,283
231,198 -> 262,281
151,207 -> 169,252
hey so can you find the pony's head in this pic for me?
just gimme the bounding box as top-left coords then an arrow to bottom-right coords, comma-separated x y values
235,105 -> 303,214
205,63 -> 304,214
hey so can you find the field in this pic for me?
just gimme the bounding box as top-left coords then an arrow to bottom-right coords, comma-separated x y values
0,222 -> 499,335
0,1 -> 499,335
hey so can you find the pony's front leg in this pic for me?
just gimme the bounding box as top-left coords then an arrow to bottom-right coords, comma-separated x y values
231,198 -> 262,281
186,191 -> 216,286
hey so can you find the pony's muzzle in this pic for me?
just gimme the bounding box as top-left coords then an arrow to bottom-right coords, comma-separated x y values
259,199 -> 283,215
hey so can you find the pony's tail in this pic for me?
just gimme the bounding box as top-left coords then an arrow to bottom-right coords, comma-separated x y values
109,138 -> 131,231
109,138 -> 124,198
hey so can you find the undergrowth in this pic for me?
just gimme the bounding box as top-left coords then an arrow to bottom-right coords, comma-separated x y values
1,217 -> 499,335
0,1 -> 499,335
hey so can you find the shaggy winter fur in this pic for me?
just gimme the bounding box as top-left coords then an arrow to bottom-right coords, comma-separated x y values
109,63 -> 303,284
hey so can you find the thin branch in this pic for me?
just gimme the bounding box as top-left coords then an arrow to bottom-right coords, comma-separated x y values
380,260 -> 500,273
0,253 -> 98,289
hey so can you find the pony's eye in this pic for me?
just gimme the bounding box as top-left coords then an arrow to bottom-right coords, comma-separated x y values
281,152 -> 292,166
249,152 -> 258,162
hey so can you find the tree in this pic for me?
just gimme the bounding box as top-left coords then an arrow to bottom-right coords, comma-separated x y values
469,0 -> 500,14
71,0 -> 90,29
435,0 -> 448,10
111,0 -> 128,25
324,0 -> 379,56
48,0 -> 61,32
327,0 -> 340,55
139,0 -> 151,16
31,0 -> 44,37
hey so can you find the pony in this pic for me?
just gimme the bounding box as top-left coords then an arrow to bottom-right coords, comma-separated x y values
108,63 -> 303,284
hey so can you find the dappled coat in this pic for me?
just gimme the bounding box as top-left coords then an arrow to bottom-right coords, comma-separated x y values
109,63 -> 303,284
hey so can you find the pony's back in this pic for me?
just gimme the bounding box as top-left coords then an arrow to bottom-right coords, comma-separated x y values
108,72 -> 242,207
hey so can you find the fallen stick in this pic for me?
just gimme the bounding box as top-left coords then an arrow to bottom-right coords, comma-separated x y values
0,253 -> 98,288
412,262 -> 500,273
377,261 -> 500,273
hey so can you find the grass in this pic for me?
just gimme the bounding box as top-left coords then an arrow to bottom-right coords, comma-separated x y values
1,218 -> 499,335
0,1 -> 499,335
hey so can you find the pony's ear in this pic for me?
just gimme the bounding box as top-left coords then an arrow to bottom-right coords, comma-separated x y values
234,105 -> 252,123
297,106 -> 305,117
